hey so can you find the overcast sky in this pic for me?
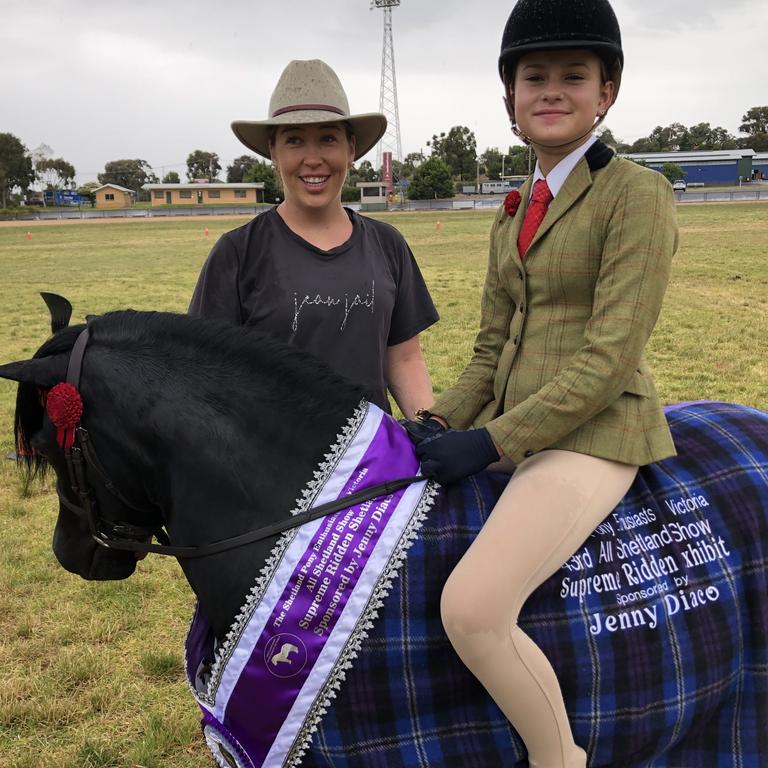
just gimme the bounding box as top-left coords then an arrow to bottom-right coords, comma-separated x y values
3,0 -> 765,184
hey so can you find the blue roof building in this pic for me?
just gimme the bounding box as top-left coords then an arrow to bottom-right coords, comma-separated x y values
621,149 -> 756,186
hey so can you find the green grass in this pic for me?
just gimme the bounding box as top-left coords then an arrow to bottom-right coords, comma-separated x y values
0,203 -> 767,764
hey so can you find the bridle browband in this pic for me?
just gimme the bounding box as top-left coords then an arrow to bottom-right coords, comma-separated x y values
56,327 -> 423,559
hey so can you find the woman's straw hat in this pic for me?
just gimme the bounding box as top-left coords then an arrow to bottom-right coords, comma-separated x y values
232,59 -> 387,161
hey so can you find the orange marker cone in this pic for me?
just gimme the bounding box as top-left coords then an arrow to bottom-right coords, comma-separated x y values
26,231 -> 32,240
435,221 -> 441,231
204,227 -> 209,236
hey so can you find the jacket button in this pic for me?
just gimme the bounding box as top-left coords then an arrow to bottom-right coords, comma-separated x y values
518,270 -> 523,280
524,450 -> 534,458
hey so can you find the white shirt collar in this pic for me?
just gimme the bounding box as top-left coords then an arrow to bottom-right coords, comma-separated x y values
531,134 -> 598,200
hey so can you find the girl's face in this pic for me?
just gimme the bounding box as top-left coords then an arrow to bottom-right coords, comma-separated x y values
511,49 -> 614,168
270,122 -> 355,212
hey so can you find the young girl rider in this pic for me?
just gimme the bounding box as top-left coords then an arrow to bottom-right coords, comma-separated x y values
409,1 -> 678,765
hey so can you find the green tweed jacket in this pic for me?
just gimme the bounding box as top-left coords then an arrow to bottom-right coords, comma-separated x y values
432,141 -> 678,467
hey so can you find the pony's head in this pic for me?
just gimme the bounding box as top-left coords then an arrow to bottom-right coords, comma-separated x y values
0,322 -> 146,580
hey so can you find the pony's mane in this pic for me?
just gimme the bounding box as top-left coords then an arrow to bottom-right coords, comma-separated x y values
14,310 -> 365,479
93,311 -> 365,404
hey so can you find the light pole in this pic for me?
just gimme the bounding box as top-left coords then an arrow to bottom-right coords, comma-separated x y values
371,0 -> 403,169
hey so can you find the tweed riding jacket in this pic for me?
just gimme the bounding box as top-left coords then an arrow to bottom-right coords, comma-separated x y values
432,141 -> 678,467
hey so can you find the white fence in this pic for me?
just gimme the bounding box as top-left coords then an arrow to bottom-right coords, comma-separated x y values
4,188 -> 768,222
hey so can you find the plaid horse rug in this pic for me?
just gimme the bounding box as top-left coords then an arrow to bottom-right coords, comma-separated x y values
303,402 -> 768,768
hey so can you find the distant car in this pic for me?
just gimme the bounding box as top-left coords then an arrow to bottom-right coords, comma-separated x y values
672,180 -> 687,191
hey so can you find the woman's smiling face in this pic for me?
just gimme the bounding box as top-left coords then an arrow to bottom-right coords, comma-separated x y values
270,122 -> 355,212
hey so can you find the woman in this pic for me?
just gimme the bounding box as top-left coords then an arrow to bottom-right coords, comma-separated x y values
190,59 -> 437,418
408,1 -> 678,765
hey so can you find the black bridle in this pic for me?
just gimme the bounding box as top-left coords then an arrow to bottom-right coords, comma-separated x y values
57,326 -> 423,559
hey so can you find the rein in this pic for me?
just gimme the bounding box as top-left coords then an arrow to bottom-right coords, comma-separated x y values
57,326 -> 423,559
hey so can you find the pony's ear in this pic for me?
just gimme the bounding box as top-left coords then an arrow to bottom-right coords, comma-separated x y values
0,356 -> 68,387
40,292 -> 73,334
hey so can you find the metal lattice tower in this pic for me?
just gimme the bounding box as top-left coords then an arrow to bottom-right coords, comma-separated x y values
372,0 -> 402,169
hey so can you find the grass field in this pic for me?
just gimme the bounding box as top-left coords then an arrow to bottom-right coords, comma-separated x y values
0,203 -> 767,766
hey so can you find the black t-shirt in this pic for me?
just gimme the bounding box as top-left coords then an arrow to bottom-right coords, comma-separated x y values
188,207 -> 438,411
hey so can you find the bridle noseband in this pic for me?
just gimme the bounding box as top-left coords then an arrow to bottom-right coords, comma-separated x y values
55,326 -> 422,560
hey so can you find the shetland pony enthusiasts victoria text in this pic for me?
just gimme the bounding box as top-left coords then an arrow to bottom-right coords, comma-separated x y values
1,308 -> 766,768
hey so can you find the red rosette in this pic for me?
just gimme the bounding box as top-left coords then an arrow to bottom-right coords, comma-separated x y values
503,189 -> 522,217
46,382 -> 83,449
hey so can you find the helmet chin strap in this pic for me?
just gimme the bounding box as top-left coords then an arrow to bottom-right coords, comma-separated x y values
504,95 -> 610,150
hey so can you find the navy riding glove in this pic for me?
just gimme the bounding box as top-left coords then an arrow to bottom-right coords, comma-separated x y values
416,428 -> 500,485
400,417 -> 446,446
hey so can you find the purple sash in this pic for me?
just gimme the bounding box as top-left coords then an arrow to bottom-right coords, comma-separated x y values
185,402 -> 437,768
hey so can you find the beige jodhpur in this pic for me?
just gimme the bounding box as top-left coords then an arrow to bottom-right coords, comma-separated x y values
441,449 -> 638,768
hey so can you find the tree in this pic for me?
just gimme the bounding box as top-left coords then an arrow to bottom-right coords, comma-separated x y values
506,145 -> 532,175
708,126 -> 737,150
227,155 -> 258,183
400,152 -> 425,178
629,136 -> 657,153
630,124 -> 690,153
406,157 -> 454,200
737,106 -> 768,151
667,123 -> 692,151
77,181 -> 101,207
480,147 -> 503,180
661,163 -> 685,183
628,121 -> 738,154
340,160 -> 380,203
596,126 -> 619,148
243,160 -> 279,203
187,150 -> 221,181
36,157 -> 76,189
98,159 -> 157,193
427,126 -> 477,181
478,146 -> 531,180
596,126 -> 631,152
737,132 -> 768,151
0,133 -> 35,208
644,124 -> 689,152
162,171 -> 180,184
31,143 -> 53,166
739,106 -> 768,136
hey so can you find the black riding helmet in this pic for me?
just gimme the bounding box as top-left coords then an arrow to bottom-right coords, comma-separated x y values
498,0 -> 624,98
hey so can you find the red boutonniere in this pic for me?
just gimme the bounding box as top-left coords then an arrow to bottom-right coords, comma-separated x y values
503,190 -> 521,217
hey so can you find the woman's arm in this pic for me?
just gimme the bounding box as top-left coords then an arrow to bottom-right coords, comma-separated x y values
386,335 -> 434,421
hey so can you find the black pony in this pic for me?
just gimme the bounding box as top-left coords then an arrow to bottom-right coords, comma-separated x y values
1,308 -> 766,768
7,310 -> 364,640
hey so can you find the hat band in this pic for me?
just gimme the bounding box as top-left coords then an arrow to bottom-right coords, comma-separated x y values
272,103 -> 346,118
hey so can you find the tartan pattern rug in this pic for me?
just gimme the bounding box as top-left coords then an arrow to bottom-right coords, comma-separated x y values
301,402 -> 768,767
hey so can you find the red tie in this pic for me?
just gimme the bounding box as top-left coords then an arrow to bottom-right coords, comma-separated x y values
517,179 -> 553,258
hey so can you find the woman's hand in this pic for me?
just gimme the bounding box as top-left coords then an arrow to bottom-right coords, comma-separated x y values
416,428 -> 500,485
